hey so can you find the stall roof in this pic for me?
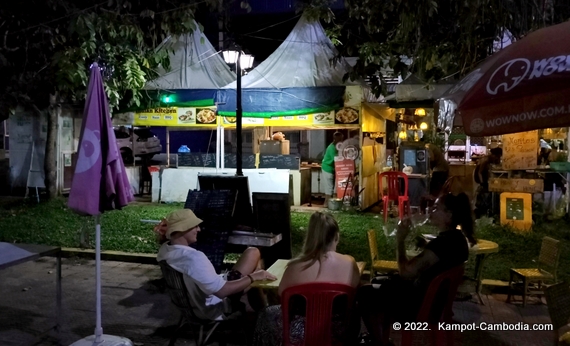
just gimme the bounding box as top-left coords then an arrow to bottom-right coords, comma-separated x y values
222,15 -> 358,89
216,15 -> 365,118
146,22 -> 236,91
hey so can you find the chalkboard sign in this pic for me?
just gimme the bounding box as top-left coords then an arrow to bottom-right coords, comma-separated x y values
259,155 -> 300,170
224,154 -> 256,169
178,153 -> 216,168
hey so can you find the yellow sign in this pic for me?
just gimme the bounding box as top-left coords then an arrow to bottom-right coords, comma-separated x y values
134,108 -> 361,128
134,107 -> 218,127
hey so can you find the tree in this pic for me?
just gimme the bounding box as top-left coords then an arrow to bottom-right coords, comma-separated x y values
0,0 -> 220,199
310,0 -> 570,95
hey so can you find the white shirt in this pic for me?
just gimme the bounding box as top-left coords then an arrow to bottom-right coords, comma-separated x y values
157,243 -> 229,320
540,139 -> 552,149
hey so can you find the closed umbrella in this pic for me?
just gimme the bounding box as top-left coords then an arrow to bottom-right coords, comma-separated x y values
68,62 -> 134,346
442,21 -> 570,136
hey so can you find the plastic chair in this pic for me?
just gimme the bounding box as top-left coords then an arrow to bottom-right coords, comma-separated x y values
281,282 -> 356,346
507,236 -> 561,307
158,261 -> 245,346
367,229 -> 398,277
401,264 -> 465,346
545,282 -> 570,344
378,171 -> 411,223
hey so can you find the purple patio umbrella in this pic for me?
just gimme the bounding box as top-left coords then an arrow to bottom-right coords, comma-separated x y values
68,63 -> 134,346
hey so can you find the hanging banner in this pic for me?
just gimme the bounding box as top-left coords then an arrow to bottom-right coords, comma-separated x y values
221,109 -> 360,127
335,158 -> 356,201
134,107 -> 218,127
134,107 -> 360,128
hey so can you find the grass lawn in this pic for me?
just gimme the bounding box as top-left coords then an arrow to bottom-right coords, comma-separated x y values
1,197 -> 569,283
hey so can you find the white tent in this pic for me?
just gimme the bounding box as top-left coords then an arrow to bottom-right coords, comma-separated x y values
147,22 -> 235,91
217,15 -> 363,117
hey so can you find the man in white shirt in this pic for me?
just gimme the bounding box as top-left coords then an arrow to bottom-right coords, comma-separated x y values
157,209 -> 276,320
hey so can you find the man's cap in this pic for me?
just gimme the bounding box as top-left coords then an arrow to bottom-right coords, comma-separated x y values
165,209 -> 203,239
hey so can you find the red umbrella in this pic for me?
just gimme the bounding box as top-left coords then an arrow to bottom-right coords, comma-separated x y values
68,62 -> 134,345
443,21 -> 570,136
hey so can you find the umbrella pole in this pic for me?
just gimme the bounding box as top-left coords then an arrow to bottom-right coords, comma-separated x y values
95,215 -> 103,342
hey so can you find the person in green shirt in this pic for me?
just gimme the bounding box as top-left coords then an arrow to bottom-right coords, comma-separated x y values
321,132 -> 344,206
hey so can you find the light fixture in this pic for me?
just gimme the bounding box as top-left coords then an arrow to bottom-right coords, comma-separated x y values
398,130 -> 407,140
240,54 -> 254,69
419,122 -> 428,130
222,50 -> 239,64
222,47 -> 255,176
414,108 -> 426,116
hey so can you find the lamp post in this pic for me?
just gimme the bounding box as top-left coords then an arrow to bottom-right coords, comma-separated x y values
223,49 -> 254,176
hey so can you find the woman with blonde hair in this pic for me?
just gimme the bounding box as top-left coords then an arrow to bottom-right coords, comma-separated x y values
253,211 -> 360,346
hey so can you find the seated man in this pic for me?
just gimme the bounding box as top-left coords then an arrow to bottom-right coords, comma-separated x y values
156,209 -> 276,321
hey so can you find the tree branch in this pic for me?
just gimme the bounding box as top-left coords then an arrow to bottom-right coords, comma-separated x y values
2,31 -> 19,52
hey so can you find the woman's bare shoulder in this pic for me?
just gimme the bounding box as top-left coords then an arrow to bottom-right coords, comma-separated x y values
334,252 -> 356,262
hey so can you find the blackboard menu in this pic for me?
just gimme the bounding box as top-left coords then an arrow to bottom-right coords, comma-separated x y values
224,154 -> 256,169
178,153 -> 216,168
259,155 -> 300,170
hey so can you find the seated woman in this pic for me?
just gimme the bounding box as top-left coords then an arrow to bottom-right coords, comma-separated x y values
253,211 -> 361,346
358,192 -> 476,346
155,209 -> 276,321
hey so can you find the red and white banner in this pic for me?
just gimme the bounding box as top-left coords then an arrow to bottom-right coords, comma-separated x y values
335,159 -> 355,201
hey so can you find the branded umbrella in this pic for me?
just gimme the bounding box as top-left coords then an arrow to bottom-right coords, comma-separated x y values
442,21 -> 570,136
68,63 -> 134,346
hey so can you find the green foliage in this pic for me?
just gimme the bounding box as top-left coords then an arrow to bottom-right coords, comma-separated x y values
2,199 -> 569,284
316,0 -> 570,96
0,0 -> 221,120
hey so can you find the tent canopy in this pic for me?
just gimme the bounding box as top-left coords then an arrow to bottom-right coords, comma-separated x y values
144,21 -> 236,108
217,15 -> 363,118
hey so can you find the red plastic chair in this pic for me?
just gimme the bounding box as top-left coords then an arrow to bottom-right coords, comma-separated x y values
378,171 -> 411,223
401,264 -> 465,346
281,282 -> 356,346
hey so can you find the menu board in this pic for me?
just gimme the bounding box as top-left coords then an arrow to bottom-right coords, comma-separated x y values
259,155 -> 300,170
502,130 -> 538,170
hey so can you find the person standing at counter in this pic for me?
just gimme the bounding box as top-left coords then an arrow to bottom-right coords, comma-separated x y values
473,148 -> 502,218
321,132 -> 344,207
539,137 -> 552,165
426,143 -> 449,198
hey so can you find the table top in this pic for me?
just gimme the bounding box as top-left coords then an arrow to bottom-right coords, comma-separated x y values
470,239 -> 499,255
0,242 -> 61,270
251,259 -> 288,289
406,238 -> 499,258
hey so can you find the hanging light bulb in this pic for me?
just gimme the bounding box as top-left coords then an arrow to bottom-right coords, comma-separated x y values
420,122 -> 428,130
398,130 -> 407,140
414,108 -> 426,116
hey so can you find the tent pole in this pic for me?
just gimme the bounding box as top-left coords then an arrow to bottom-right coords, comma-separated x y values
94,215 -> 103,342
221,127 -> 225,169
216,125 -> 220,170
166,128 -> 170,167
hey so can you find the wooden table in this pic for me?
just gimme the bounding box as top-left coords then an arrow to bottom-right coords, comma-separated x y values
0,243 -> 62,334
470,239 -> 499,304
251,259 -> 289,290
